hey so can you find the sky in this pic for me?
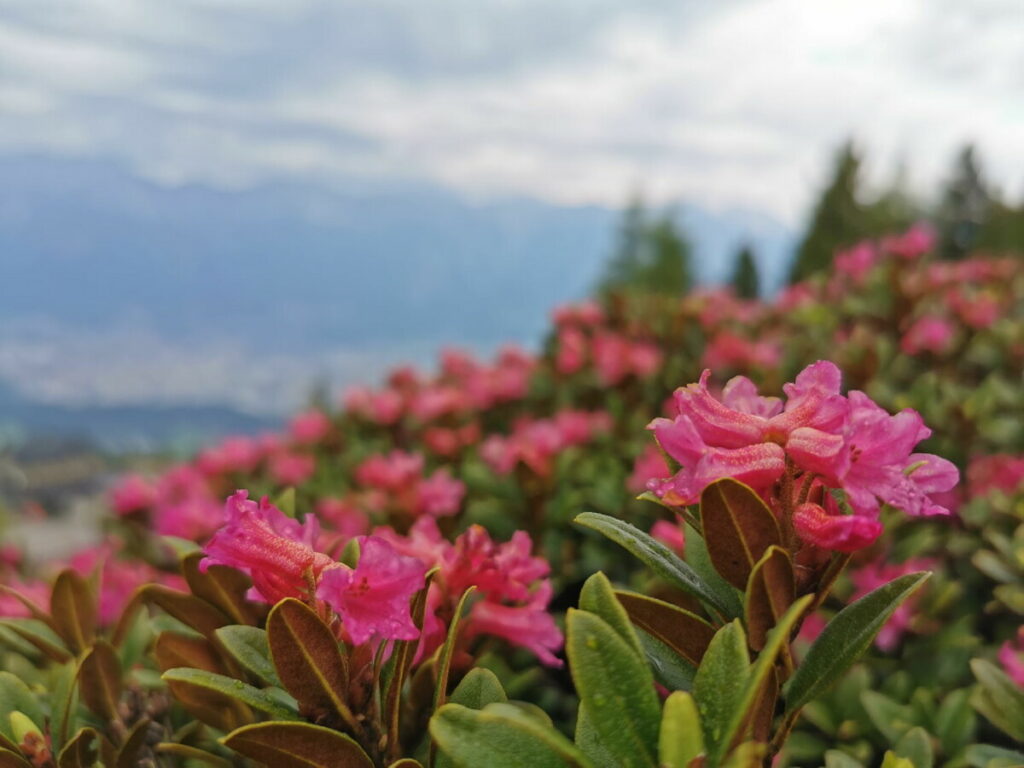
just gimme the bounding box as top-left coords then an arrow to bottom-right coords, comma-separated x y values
0,0 -> 1022,429
1,0 -> 1022,226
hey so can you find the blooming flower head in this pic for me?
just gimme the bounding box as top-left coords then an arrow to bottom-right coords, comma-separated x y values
202,491 -> 332,604
109,474 -> 155,515
901,315 -> 956,355
316,535 -> 426,645
648,361 -> 958,552
288,409 -> 331,445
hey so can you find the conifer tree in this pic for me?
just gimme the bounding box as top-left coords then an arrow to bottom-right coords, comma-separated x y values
730,243 -> 759,299
938,145 -> 991,260
788,141 -> 865,283
599,199 -> 693,297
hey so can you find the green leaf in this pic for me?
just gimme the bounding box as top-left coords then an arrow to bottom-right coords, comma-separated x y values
0,673 -> 43,745
693,621 -> 749,762
215,626 -> 280,687
880,751 -> 915,768
785,572 -> 931,713
659,691 -> 704,768
567,609 -> 659,768
267,598 -> 356,732
430,702 -> 594,768
448,668 -> 507,710
744,546 -> 795,652
183,554 -> 260,627
699,479 -> 782,590
49,660 -> 80,753
274,487 -> 297,518
139,584 -> 231,638
574,512 -> 733,618
684,523 -> 744,621
894,727 -> 934,768
711,596 -> 811,763
969,659 -> 1024,741
964,744 -> 1024,768
575,705 -> 620,768
161,667 -> 299,720
615,591 -> 715,667
861,690 -> 916,744
115,717 -> 152,768
824,750 -> 866,768
223,721 -> 373,768
385,570 -> 435,759
635,628 -> 696,692
154,743 -> 233,767
433,587 -> 477,713
934,689 -> 976,757
579,573 -> 642,656
0,619 -> 71,662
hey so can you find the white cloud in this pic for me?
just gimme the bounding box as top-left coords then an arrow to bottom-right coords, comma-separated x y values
0,0 -> 1021,224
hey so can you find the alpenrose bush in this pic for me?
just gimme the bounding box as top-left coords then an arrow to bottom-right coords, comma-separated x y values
1,224 -> 1023,767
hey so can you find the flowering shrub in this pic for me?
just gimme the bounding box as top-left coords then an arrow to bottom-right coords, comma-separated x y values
0,224 -> 1023,766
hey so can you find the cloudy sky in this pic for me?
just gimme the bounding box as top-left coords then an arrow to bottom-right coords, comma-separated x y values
1,0 -> 1021,225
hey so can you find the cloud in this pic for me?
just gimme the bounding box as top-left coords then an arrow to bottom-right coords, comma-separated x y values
0,0 -> 1021,223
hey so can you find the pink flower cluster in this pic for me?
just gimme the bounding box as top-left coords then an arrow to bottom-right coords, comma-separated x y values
648,361 -> 959,552
967,454 -> 1024,497
198,490 -> 561,663
345,346 -> 535,427
354,450 -> 465,518
555,326 -> 662,385
481,410 -> 612,478
701,330 -> 781,372
379,518 -> 563,666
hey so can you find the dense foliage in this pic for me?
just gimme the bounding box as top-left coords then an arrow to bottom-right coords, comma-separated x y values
0,224 -> 1022,767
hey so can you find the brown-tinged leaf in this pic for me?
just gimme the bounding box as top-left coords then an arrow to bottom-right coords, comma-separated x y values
700,479 -> 782,590
50,570 -> 96,655
154,631 -> 225,675
744,546 -> 796,652
750,666 -> 779,742
0,751 -> 31,768
388,761 -> 424,768
140,584 -> 231,638
182,553 -> 262,626
266,598 -> 356,732
57,727 -> 99,768
615,591 -> 716,667
78,641 -> 122,721
115,718 -> 151,768
222,721 -> 373,768
155,743 -> 233,767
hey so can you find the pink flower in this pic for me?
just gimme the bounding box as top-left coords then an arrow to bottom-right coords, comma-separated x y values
268,451 -> 316,486
901,315 -> 956,355
344,387 -> 404,425
315,497 -> 369,539
968,455 -> 1024,497
288,409 -> 331,445
315,536 -> 425,645
416,469 -> 465,517
628,444 -> 672,494
196,436 -> 263,476
466,587 -> 563,667
998,627 -> 1024,687
593,331 -> 630,386
356,451 -> 424,491
849,559 -> 935,650
835,242 -> 880,283
702,332 -> 781,372
555,327 -> 587,376
152,465 -> 222,541
793,501 -> 882,552
0,576 -> 51,618
202,491 -> 333,604
882,222 -> 935,260
110,474 -> 155,515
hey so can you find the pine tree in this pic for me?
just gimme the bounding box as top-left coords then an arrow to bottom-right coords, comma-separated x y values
938,145 -> 991,260
599,200 -> 693,297
788,141 -> 865,283
730,244 -> 759,299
